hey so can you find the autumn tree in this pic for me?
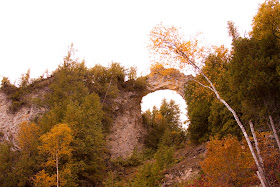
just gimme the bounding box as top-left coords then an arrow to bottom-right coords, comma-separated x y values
201,135 -> 257,186
38,46 -> 107,185
39,123 -> 73,187
14,121 -> 42,186
17,121 -> 41,155
251,0 -> 280,40
185,46 -> 241,143
149,23 -> 269,186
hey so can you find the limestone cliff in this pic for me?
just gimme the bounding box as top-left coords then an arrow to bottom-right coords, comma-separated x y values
107,91 -> 145,158
0,90 -> 47,144
0,70 -> 192,158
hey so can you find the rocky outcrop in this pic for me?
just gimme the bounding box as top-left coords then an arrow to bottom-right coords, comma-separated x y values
107,91 -> 145,158
107,70 -> 193,158
0,90 -> 47,144
146,70 -> 193,98
0,69 -> 192,158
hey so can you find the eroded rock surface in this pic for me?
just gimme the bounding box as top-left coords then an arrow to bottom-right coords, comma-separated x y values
0,90 -> 47,144
107,91 -> 145,158
146,70 -> 193,98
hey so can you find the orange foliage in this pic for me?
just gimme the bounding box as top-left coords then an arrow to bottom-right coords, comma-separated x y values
39,123 -> 73,161
149,23 -> 204,72
253,132 -> 280,186
155,112 -> 163,124
32,170 -> 55,187
150,62 -> 180,77
201,135 -> 257,186
201,133 -> 280,186
17,121 -> 41,154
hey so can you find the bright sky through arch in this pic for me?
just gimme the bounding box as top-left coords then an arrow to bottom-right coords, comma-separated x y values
0,0 -> 264,123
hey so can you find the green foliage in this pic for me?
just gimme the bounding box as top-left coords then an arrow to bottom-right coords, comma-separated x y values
0,70 -> 48,112
131,145 -> 175,187
251,0 -> 280,40
112,150 -> 143,168
1,75 -> 27,112
142,99 -> 186,150
0,43 -> 150,186
185,46 -> 239,143
0,142 -> 19,187
185,25 -> 280,141
38,53 -> 106,185
154,145 -> 175,170
132,163 -> 162,187
185,82 -> 212,143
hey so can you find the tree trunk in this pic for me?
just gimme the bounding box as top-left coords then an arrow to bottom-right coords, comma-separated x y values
56,151 -> 59,187
249,120 -> 264,168
257,171 -> 266,187
199,72 -> 269,187
170,42 -> 270,186
269,115 -> 280,151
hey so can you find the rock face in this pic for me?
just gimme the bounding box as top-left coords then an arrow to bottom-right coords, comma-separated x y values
146,70 -> 193,98
107,70 -> 193,158
0,70 -> 193,158
0,90 -> 47,144
107,91 -> 145,158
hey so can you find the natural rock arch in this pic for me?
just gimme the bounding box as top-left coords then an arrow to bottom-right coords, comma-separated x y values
0,69 -> 193,158
145,69 -> 193,98
107,69 -> 193,158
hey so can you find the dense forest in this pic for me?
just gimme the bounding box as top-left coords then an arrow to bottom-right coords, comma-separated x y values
1,0 -> 280,186
183,0 -> 280,186
0,45 -> 186,186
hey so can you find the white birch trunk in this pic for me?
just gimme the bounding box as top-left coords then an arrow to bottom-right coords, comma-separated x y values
257,171 -> 266,187
269,115 -> 280,151
56,151 -> 59,187
200,72 -> 269,187
168,42 -> 269,186
249,120 -> 264,169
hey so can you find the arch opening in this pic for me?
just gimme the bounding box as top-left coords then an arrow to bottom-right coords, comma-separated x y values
141,89 -> 189,129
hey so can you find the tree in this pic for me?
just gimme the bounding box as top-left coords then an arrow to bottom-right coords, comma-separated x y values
201,135 -> 257,186
185,46 -> 239,143
14,121 -> 42,186
0,142 -> 19,187
17,121 -> 41,155
251,0 -> 280,40
149,23 -> 269,186
38,46 -> 107,185
39,123 -> 73,187
63,93 -> 106,185
143,99 -> 185,150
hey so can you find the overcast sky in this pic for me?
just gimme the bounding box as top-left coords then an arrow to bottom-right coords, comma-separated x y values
0,0 -> 264,125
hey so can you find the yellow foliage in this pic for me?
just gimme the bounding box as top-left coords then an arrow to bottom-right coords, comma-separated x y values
150,62 -> 181,78
149,23 -> 204,72
17,121 -> 41,154
32,170 -> 55,187
155,112 -> 163,124
251,0 -> 280,39
39,123 -> 73,161
39,124 -> 73,186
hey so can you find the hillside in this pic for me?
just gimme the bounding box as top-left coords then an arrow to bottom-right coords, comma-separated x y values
1,1 -> 280,186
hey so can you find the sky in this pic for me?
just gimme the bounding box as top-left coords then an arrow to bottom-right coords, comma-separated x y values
0,0 -> 265,125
